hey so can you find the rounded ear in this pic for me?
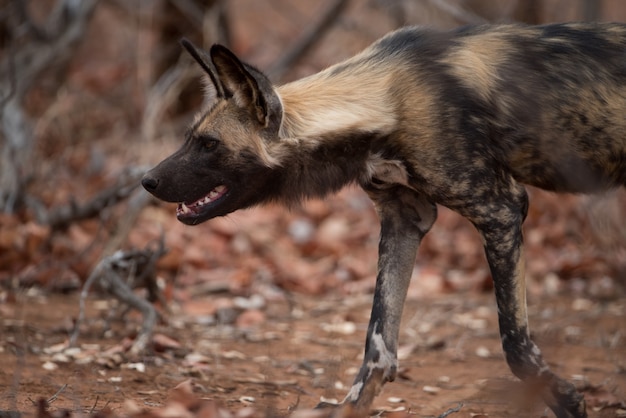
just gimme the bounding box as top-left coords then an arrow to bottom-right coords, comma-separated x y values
209,44 -> 270,124
209,44 -> 251,90
180,38 -> 226,99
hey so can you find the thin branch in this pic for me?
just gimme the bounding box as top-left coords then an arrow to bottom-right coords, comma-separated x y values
0,39 -> 16,108
71,235 -> 168,354
46,384 -> 68,405
437,402 -> 464,418
168,0 -> 205,31
202,0 -> 231,48
267,0 -> 349,81
427,0 -> 489,25
88,396 -> 100,415
13,0 -> 60,41
42,167 -> 148,230
0,0 -> 98,213
141,57 -> 195,142
1,0 -> 98,105
582,0 -> 600,21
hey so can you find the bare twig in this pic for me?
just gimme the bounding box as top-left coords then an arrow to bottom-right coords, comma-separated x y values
41,167 -> 148,230
267,0 -> 349,81
0,0 -> 98,213
437,402 -> 464,418
582,0 -> 600,21
0,39 -> 16,109
168,0 -> 205,31
88,396 -> 100,415
46,384 -> 68,405
103,186 -> 154,256
28,382 -> 68,407
54,163 -> 162,354
201,0 -> 230,47
142,57 -> 195,141
427,0 -> 489,25
71,235 -> 168,354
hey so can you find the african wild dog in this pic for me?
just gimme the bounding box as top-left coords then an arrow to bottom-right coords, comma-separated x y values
142,22 -> 626,417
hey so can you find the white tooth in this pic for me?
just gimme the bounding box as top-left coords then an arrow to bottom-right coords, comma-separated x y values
203,196 -> 211,204
209,190 -> 218,198
182,203 -> 190,213
215,185 -> 225,193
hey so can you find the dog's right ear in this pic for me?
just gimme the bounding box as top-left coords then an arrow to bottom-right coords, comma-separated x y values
180,38 -> 226,100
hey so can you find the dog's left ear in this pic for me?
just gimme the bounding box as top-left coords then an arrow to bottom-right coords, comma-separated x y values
180,38 -> 226,101
210,44 -> 273,127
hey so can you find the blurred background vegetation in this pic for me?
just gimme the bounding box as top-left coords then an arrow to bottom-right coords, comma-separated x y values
0,0 -> 624,294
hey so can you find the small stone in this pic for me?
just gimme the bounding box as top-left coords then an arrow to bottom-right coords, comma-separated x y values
51,353 -> 70,363
387,396 -> 404,403
320,321 -> 356,335
572,298 -> 593,311
288,218 -> 315,243
233,294 -> 265,310
422,385 -> 440,394
124,362 -> 146,373
42,361 -> 58,371
236,309 -> 266,328
475,346 -> 491,358
239,396 -> 255,404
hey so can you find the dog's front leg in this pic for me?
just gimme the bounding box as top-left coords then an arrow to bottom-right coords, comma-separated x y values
340,186 -> 437,412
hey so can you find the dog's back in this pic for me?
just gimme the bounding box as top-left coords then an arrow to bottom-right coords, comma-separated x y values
299,23 -> 626,197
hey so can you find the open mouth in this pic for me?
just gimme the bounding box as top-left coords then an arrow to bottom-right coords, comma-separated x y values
176,184 -> 228,222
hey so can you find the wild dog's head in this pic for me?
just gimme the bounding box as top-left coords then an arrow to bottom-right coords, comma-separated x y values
142,40 -> 283,225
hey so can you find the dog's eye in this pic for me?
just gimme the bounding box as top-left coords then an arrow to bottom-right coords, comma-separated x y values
199,136 -> 219,151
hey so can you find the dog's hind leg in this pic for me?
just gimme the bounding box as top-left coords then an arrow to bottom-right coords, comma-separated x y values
464,180 -> 587,418
337,185 -> 437,413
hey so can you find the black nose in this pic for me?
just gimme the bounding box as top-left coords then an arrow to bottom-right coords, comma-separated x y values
142,176 -> 159,192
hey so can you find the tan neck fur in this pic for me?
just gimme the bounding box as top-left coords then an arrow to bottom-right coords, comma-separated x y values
276,60 -> 398,140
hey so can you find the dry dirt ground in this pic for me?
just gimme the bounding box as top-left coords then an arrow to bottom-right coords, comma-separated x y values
1,286 -> 624,417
